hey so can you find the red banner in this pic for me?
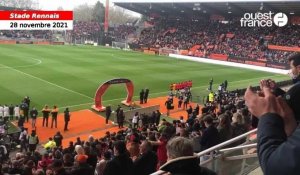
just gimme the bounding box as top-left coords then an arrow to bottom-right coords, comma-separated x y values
209,54 -> 228,61
0,11 -> 73,20
190,45 -> 201,52
245,61 -> 266,67
268,45 -> 300,52
170,80 -> 193,90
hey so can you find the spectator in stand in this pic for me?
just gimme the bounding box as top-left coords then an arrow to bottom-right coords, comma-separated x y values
53,131 -> 63,148
28,130 -> 39,154
244,80 -> 298,175
200,115 -> 219,151
44,137 -> 56,151
71,154 -> 94,175
103,140 -> 134,175
159,137 -> 216,175
19,127 -> 28,152
133,140 -> 157,175
132,112 -> 139,129
150,133 -> 169,167
51,159 -> 69,175
217,114 -> 232,143
95,151 -> 111,175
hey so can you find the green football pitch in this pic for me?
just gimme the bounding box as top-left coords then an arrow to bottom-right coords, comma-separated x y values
0,44 -> 289,111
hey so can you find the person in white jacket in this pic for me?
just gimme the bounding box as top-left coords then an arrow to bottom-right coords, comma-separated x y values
0,105 -> 3,118
3,105 -> 9,122
132,112 -> 139,129
14,105 -> 20,120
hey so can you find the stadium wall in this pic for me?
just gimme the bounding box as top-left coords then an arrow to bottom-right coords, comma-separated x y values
169,54 -> 289,75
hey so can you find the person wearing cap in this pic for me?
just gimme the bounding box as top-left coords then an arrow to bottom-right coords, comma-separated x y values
71,154 -> 94,175
245,78 -> 299,175
103,140 -> 134,175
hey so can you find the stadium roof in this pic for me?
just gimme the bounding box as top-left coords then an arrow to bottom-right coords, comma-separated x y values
112,0 -> 300,17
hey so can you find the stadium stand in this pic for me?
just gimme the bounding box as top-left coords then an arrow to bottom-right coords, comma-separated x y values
134,19 -> 295,65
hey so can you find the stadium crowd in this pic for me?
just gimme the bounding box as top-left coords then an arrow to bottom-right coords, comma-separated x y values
112,25 -> 136,42
69,21 -> 101,41
0,31 -> 53,40
136,19 -> 300,64
0,81 -> 257,175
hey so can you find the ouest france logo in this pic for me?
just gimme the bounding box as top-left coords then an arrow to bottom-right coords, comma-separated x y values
240,12 -> 288,27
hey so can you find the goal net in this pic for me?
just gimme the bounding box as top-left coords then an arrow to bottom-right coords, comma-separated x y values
158,48 -> 179,56
112,41 -> 129,50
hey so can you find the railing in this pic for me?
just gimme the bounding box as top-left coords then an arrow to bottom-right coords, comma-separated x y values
151,128 -> 258,175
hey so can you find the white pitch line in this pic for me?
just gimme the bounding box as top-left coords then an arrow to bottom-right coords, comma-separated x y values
0,63 -> 94,100
0,55 -> 42,69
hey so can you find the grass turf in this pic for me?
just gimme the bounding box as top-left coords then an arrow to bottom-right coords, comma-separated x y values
0,44 -> 289,112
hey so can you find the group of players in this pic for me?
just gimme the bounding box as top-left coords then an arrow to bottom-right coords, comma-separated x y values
0,96 -> 71,132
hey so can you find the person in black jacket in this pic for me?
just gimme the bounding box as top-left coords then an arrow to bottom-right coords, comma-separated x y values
64,108 -> 70,131
200,115 -> 219,151
54,131 -> 63,147
30,107 -> 38,128
160,136 -> 216,175
133,140 -> 157,175
144,88 -> 149,103
105,106 -> 112,125
245,79 -> 299,175
9,104 -> 14,120
139,89 -> 145,104
117,109 -> 125,129
51,105 -> 58,128
103,141 -> 134,175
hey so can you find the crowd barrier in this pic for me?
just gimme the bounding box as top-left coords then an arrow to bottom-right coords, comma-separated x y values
169,54 -> 289,74
111,105 -> 160,123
